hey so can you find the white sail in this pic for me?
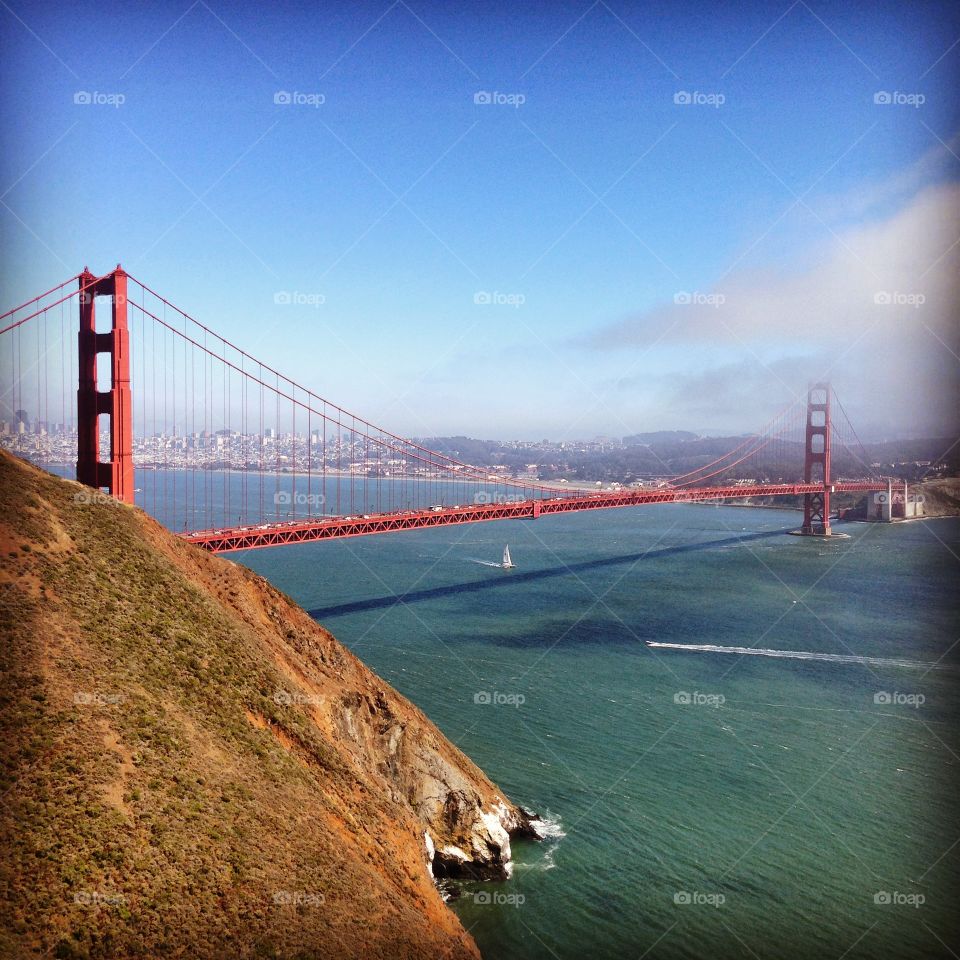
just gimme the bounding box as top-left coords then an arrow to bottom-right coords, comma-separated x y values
502,545 -> 513,568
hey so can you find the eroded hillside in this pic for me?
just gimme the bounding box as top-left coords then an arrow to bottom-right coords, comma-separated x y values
0,451 -> 537,959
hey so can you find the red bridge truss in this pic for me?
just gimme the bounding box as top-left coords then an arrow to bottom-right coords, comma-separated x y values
1,266 -> 890,553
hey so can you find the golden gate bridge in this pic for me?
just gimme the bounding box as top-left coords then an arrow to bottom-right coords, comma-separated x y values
1,265 -> 890,553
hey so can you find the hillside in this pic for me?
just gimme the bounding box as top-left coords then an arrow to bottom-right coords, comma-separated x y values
418,433 -> 960,485
915,477 -> 960,517
0,451 -> 539,959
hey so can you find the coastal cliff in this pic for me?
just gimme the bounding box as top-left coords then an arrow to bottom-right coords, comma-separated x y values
0,451 -> 539,959
911,477 -> 960,517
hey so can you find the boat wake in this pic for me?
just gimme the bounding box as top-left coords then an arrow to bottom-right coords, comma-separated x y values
645,641 -> 936,669
468,546 -> 515,570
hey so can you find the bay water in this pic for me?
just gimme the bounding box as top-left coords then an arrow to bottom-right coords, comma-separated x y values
232,501 -> 960,960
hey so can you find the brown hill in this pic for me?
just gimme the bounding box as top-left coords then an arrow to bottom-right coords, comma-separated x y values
915,477 -> 960,517
0,451 -> 539,959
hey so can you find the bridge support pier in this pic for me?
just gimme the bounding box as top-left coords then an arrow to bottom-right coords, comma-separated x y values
77,266 -> 134,503
800,382 -> 831,536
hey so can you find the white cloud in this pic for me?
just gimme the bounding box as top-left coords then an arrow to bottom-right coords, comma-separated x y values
585,180 -> 960,439
812,131 -> 960,224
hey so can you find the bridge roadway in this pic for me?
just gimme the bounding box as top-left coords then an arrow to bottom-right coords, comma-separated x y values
181,480 -> 888,553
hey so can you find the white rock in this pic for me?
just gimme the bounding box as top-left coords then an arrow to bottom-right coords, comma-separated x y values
424,831 -> 435,878
439,845 -> 469,862
480,806 -> 512,863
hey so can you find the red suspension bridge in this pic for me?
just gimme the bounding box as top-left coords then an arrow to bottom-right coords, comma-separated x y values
1,266 -> 890,553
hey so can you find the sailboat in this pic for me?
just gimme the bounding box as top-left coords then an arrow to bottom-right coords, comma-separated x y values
501,545 -> 515,569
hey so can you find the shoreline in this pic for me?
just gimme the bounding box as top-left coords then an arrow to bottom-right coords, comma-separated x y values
689,500 -> 802,512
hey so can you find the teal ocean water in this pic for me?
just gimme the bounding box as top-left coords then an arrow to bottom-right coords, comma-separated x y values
46,461 -> 958,960
235,502 -> 960,960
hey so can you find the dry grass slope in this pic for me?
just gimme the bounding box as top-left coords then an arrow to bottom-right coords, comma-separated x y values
916,478 -> 960,517
0,452 -> 530,959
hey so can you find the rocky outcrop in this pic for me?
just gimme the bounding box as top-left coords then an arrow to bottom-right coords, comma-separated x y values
332,687 -> 543,881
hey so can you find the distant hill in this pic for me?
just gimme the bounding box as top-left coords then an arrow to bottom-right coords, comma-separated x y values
622,430 -> 699,446
415,433 -> 959,485
914,477 -> 960,517
0,452 -> 539,959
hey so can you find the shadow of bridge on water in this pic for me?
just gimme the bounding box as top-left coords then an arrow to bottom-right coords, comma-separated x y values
307,528 -> 789,621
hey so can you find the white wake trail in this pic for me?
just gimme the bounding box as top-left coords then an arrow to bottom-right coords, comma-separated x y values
646,642 -> 935,669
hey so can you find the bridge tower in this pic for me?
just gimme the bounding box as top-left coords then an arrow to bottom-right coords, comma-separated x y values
800,382 -> 831,536
77,266 -> 134,503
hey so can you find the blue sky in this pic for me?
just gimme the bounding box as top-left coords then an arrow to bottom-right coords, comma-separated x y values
1,0 -> 958,440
